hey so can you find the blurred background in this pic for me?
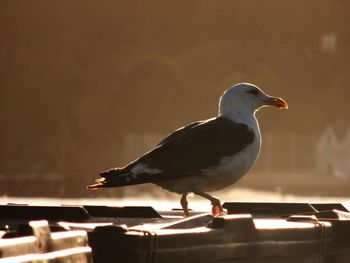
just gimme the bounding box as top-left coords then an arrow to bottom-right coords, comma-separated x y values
0,1 -> 349,203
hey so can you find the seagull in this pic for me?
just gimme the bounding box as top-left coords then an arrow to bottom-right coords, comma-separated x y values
87,83 -> 288,216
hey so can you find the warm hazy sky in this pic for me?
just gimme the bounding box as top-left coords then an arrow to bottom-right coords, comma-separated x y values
1,1 -> 349,177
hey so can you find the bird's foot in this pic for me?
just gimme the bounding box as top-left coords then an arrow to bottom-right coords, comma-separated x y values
183,209 -> 190,217
212,204 -> 227,217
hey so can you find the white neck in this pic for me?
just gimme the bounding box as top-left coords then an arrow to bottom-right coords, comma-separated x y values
219,110 -> 259,131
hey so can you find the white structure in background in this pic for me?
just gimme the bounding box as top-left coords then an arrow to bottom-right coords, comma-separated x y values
321,32 -> 337,53
315,123 -> 350,178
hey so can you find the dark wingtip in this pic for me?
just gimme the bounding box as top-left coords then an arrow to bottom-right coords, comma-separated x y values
99,168 -> 123,178
99,170 -> 109,177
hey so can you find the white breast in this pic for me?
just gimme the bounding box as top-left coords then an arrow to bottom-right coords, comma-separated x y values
200,130 -> 261,191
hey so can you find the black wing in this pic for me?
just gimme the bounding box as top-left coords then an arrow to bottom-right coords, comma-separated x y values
137,116 -> 255,181
157,121 -> 203,146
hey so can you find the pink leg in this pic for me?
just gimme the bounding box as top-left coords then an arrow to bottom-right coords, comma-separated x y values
181,192 -> 190,217
194,192 -> 227,217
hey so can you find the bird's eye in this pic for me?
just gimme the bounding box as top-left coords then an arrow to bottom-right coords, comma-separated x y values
247,89 -> 260,96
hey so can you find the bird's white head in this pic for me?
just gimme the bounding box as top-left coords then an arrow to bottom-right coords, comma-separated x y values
219,83 -> 288,119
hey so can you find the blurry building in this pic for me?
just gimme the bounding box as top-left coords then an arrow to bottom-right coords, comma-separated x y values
315,121 -> 350,178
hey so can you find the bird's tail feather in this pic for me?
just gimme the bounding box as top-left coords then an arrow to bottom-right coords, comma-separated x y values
87,168 -> 144,190
87,177 -> 108,190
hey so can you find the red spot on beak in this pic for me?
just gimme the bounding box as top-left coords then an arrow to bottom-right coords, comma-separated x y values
265,97 -> 288,109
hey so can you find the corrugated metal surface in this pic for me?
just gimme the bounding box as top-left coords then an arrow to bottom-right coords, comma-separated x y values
1,202 -> 350,262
